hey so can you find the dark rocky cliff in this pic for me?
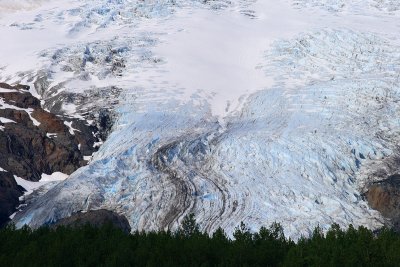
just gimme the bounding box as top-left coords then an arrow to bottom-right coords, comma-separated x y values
52,209 -> 131,233
366,174 -> 400,231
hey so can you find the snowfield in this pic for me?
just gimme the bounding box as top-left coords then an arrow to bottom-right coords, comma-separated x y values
0,0 -> 49,14
1,0 -> 399,238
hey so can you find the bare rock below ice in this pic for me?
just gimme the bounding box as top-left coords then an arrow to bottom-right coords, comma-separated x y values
366,174 -> 400,231
52,209 -> 131,234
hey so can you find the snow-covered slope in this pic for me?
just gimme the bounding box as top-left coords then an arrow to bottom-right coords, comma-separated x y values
2,0 -> 400,238
0,0 -> 49,14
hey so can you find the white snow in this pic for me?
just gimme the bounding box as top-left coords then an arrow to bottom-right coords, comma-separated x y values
0,117 -> 16,123
46,133 -> 57,138
9,212 -> 17,220
29,114 -> 41,126
10,171 -> 68,220
93,141 -> 103,148
0,1 -> 49,14
83,155 -> 92,161
14,172 -> 68,197
0,88 -> 18,93
14,176 -> 45,196
64,121 -> 78,135
40,172 -> 69,182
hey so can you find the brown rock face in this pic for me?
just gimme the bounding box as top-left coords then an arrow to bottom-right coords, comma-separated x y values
0,89 -> 98,180
0,83 -> 102,226
366,174 -> 400,230
52,210 -> 131,233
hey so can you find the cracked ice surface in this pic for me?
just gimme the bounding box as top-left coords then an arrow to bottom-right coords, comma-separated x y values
3,0 -> 400,238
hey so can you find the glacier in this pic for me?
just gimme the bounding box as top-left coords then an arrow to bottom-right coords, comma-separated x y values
0,0 -> 399,238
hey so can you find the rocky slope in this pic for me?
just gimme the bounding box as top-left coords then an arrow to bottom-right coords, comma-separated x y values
0,82 -> 101,225
366,174 -> 400,231
52,209 -> 131,233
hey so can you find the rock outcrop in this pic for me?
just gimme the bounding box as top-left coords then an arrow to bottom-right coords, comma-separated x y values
0,82 -> 101,226
52,209 -> 131,233
366,174 -> 400,230
0,171 -> 23,227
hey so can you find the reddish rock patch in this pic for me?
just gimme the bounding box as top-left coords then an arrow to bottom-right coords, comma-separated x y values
366,174 -> 400,230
